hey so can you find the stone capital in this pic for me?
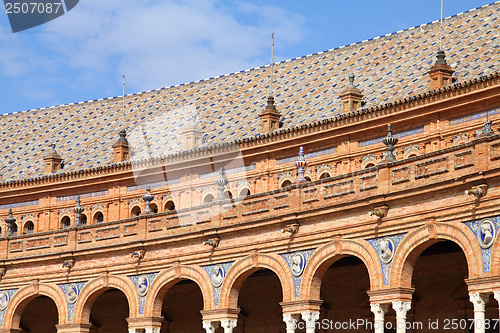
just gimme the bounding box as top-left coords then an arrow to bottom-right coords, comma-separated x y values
494,290 -> 500,302
392,301 -> 411,318
301,311 -> 320,325
371,303 -> 390,321
221,319 -> 237,333
203,320 -> 220,333
283,313 -> 301,329
469,293 -> 489,312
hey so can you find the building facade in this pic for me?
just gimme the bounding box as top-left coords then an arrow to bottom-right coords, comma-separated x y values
1,3 -> 500,333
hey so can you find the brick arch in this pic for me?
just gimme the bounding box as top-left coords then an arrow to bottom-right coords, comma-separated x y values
72,274 -> 139,323
389,222 -> 481,288
144,265 -> 213,316
300,239 -> 382,300
4,282 -> 68,328
488,227 -> 500,276
218,253 -> 294,309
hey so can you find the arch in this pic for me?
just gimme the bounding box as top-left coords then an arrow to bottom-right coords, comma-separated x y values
223,190 -> 233,199
279,173 -> 294,188
389,222 -> 481,288
60,216 -> 71,229
4,282 -> 68,328
487,229 -> 500,276
403,145 -> 419,159
300,239 -> 382,300
130,205 -> 141,217
23,221 -> 34,234
92,211 -> 104,224
361,156 -> 378,169
150,203 -> 158,214
10,223 -> 18,236
452,134 -> 469,146
164,200 -> 176,211
202,188 -> 216,204
319,172 -> 331,179
72,274 -> 139,323
144,265 -> 214,317
237,181 -> 251,198
218,253 -> 294,309
80,213 -> 87,225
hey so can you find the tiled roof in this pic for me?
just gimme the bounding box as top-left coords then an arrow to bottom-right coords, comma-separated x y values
1,3 -> 500,181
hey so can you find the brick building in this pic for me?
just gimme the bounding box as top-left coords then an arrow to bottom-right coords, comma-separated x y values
1,3 -> 500,333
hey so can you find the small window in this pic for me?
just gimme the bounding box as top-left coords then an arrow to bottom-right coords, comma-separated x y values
24,221 -> 34,234
364,163 -> 376,169
150,203 -> 158,214
131,206 -> 141,217
81,214 -> 87,225
281,180 -> 292,188
94,212 -> 104,223
319,173 -> 330,179
239,188 -> 251,197
11,223 -> 18,236
203,194 -> 214,204
61,216 -> 71,229
304,176 -> 312,182
223,191 -> 233,199
165,200 -> 176,211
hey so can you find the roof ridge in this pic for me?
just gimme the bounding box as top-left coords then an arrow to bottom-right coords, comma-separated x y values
4,1 -> 499,117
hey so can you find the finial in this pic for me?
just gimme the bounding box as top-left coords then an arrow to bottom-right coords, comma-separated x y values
118,129 -> 128,143
5,208 -> 16,236
142,188 -> 154,214
295,146 -> 308,182
435,49 -> 447,65
348,73 -> 355,87
74,195 -> 84,225
382,124 -> 398,161
215,167 -> 229,199
266,95 -> 276,110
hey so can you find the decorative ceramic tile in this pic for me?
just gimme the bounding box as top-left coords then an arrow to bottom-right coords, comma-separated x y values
280,249 -> 315,297
463,216 -> 500,272
128,272 -> 158,314
202,262 -> 233,306
367,233 -> 406,285
57,281 -> 86,321
0,288 -> 18,326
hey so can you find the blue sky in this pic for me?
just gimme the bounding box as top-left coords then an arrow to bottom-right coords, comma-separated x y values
0,0 -> 495,114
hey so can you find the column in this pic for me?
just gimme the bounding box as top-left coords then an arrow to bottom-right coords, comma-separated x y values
283,313 -> 300,333
371,303 -> 389,333
469,293 -> 489,333
392,301 -> 411,333
203,320 -> 219,333
494,291 -> 500,325
220,319 -> 237,333
301,312 -> 319,333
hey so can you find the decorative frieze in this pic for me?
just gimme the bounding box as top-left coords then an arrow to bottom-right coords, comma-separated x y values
454,150 -> 474,170
323,179 -> 354,199
202,262 -> 233,306
368,234 -> 405,285
415,156 -> 448,179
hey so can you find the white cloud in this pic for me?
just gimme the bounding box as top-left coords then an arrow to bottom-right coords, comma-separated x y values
35,0 -> 305,93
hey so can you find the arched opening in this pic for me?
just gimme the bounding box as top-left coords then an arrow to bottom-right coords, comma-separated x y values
81,214 -> 87,225
11,223 -> 18,235
411,241 -> 484,330
93,212 -> 104,224
150,203 -> 158,214
24,221 -> 34,234
319,172 -> 330,179
130,206 -> 141,217
19,295 -> 58,332
89,289 -> 129,332
161,280 -> 204,332
61,216 -> 70,229
203,194 -> 214,204
223,191 -> 233,200
364,163 -> 376,169
164,200 -> 176,211
281,180 -> 292,188
320,256 -> 371,331
304,176 -> 312,182
239,188 -> 251,197
237,269 -> 284,331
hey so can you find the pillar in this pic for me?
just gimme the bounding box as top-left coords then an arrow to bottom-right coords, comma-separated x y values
221,319 -> 237,333
392,301 -> 411,333
301,312 -> 319,333
494,291 -> 500,325
469,293 -> 489,333
203,321 -> 219,333
283,313 -> 300,333
371,303 -> 389,333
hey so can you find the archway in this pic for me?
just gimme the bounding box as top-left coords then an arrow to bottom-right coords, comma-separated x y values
237,269 -> 284,332
19,296 -> 58,332
161,280 -> 204,332
89,289 -> 129,332
93,211 -> 104,223
410,241 -> 492,332
130,206 -> 141,217
319,256 -> 371,332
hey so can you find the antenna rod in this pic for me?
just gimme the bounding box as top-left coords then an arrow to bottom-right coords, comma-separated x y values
270,32 -> 274,96
439,0 -> 444,50
122,75 -> 125,130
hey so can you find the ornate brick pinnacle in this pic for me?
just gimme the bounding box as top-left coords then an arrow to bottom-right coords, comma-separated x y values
142,188 -> 154,214
215,167 -> 228,199
74,195 -> 84,225
295,146 -> 308,182
382,124 -> 398,161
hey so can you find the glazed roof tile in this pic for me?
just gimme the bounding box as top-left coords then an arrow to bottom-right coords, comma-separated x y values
2,3 -> 500,181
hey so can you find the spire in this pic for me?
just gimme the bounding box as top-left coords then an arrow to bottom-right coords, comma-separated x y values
428,50 -> 454,90
43,143 -> 63,174
295,146 -> 308,183
340,74 -> 363,114
259,95 -> 281,133
112,129 -> 130,163
185,113 -> 203,149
